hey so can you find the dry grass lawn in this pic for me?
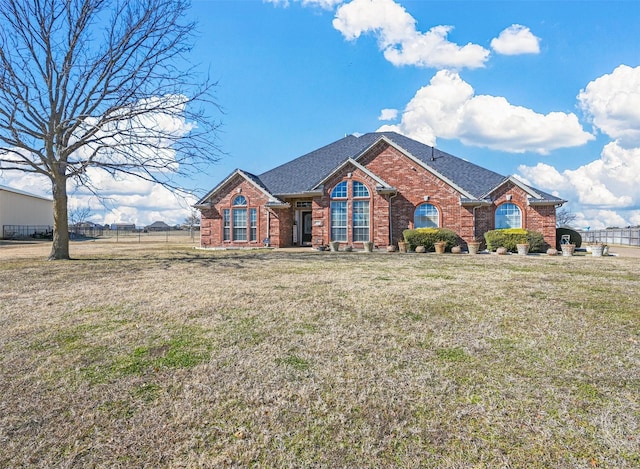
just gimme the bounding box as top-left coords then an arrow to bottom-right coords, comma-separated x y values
1,240 -> 639,468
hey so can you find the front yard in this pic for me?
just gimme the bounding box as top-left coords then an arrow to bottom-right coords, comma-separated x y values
1,245 -> 638,467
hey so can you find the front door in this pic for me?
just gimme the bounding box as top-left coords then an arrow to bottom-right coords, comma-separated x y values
301,211 -> 313,245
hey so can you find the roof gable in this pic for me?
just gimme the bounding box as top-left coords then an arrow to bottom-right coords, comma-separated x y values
311,158 -> 394,192
195,169 -> 285,207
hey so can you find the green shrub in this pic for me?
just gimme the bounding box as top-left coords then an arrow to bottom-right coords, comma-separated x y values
403,228 -> 460,252
556,227 -> 582,249
483,228 -> 546,253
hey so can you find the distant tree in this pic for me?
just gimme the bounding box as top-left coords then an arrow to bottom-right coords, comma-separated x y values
184,210 -> 200,228
69,205 -> 93,226
0,0 -> 221,260
556,208 -> 577,228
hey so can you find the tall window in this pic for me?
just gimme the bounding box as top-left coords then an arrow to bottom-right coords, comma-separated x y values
233,209 -> 247,241
250,208 -> 257,242
330,180 -> 370,242
352,181 -> 370,241
414,203 -> 439,228
495,203 -> 522,229
223,194 -> 256,242
330,201 -> 347,241
352,201 -> 369,241
223,209 -> 230,241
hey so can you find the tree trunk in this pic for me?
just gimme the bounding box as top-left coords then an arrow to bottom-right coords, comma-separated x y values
49,175 -> 70,260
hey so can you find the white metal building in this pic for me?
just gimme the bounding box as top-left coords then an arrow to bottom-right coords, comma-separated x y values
0,185 -> 54,239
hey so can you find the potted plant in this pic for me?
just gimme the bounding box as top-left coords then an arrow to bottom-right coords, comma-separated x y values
516,243 -> 530,255
561,243 -> 576,257
398,240 -> 408,253
467,239 -> 481,255
363,241 -> 374,252
590,242 -> 605,257
329,240 -> 340,252
434,241 -> 446,254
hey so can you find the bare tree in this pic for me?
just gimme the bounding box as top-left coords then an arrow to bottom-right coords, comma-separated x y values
69,205 -> 93,226
556,208 -> 577,228
184,210 -> 200,229
0,0 -> 221,259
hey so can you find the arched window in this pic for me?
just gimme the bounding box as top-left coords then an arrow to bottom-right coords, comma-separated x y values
232,195 -> 247,206
329,180 -> 370,242
414,203 -> 439,228
223,194 -> 256,242
495,203 -> 522,229
352,181 -> 370,198
331,181 -> 347,198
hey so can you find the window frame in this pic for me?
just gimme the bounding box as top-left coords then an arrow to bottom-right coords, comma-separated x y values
329,179 -> 371,243
495,202 -> 522,229
232,208 -> 247,241
249,208 -> 257,242
222,194 -> 258,243
223,209 -> 230,241
414,203 -> 440,228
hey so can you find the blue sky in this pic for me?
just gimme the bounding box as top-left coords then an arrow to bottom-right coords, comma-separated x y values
3,0 -> 640,229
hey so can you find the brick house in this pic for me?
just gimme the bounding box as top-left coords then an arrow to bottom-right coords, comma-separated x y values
195,132 -> 564,250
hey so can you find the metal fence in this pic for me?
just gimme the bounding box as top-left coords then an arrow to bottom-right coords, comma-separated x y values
2,225 -> 53,240
579,228 -> 640,247
70,226 -> 105,238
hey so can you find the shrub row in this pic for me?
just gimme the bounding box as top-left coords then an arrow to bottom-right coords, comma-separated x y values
483,228 -> 546,253
403,228 -> 460,252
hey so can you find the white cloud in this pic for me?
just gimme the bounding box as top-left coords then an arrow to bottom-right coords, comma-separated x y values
333,0 -> 490,69
0,169 -> 195,227
378,108 -> 398,121
518,141 -> 640,228
516,65 -> 640,229
491,25 -> 541,55
379,70 -> 594,153
578,64 -> 640,146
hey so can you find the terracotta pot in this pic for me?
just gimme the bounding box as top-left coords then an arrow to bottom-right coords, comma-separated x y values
517,243 -> 530,256
467,241 -> 481,255
363,241 -> 374,252
398,241 -> 408,253
561,244 -> 575,257
434,241 -> 446,254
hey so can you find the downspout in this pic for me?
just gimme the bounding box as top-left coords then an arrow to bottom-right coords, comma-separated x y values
388,192 -> 398,246
266,208 -> 271,244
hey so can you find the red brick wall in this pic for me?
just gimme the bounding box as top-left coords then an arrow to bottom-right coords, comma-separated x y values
311,164 -> 390,248
199,174 -> 271,248
201,144 -> 559,249
485,181 -> 558,248
360,144 -> 467,246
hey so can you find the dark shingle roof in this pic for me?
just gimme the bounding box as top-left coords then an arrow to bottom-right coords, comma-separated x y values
257,134 -> 383,195
203,132 -> 564,204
